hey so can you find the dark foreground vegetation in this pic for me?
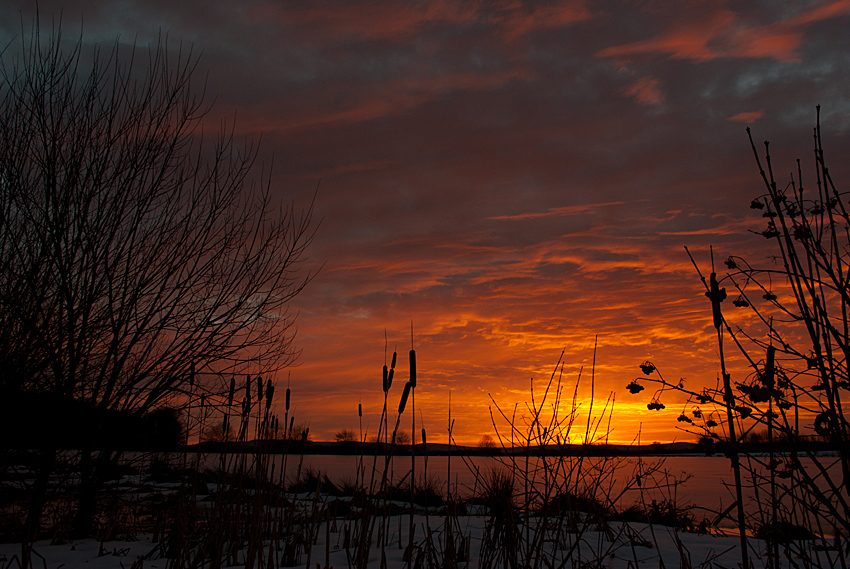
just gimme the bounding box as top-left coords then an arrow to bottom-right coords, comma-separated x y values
625,108 -> 850,568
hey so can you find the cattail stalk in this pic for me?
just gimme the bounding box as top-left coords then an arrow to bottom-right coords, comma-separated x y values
408,342 -> 417,569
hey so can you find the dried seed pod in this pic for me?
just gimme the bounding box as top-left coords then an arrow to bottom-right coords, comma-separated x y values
285,388 -> 291,411
390,351 -> 397,369
358,403 -> 362,417
409,349 -> 416,388
228,377 -> 236,407
399,382 -> 411,414
265,380 -> 274,409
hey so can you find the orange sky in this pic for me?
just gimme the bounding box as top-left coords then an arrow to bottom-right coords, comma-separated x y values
6,0 -> 850,444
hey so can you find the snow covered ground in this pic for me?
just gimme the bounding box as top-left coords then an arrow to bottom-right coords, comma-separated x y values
2,456 -> 847,569
1,513 -> 844,569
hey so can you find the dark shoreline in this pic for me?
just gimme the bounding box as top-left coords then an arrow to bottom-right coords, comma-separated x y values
184,439 -> 842,457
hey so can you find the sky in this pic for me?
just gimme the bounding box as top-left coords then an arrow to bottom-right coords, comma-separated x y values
2,0 -> 849,445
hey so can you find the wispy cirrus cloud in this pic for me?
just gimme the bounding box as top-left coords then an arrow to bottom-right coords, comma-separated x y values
728,110 -> 765,123
488,201 -> 625,221
244,0 -> 592,44
597,0 -> 850,63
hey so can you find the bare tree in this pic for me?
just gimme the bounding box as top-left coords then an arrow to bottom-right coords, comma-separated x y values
477,434 -> 497,449
394,429 -> 411,445
0,22 -> 315,547
333,429 -> 358,443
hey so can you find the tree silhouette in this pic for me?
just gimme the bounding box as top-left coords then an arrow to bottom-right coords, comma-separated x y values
478,434 -> 497,449
628,110 -> 850,564
0,22 -> 315,547
333,429 -> 358,443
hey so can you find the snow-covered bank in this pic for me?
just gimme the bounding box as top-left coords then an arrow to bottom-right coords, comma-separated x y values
2,514 -> 845,569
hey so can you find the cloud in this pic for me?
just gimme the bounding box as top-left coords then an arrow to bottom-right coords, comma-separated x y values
244,0 -> 593,44
727,110 -> 765,123
488,201 -> 625,220
624,76 -> 664,105
6,0 -> 849,444
596,1 -> 850,63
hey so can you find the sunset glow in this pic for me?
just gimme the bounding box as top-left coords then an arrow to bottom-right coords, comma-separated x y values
6,0 -> 849,445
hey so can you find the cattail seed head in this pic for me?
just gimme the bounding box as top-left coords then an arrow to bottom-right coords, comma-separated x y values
358,403 -> 362,417
409,350 -> 416,388
421,428 -> 427,448
390,351 -> 397,369
266,381 -> 274,410
228,377 -> 236,407
285,388 -> 291,411
399,382 -> 411,414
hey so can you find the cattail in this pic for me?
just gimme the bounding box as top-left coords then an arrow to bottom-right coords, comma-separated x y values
383,365 -> 389,392
265,380 -> 274,410
409,349 -> 416,388
242,375 -> 251,409
421,428 -> 427,451
387,368 -> 394,391
241,396 -> 249,418
285,388 -> 291,411
391,351 -> 397,369
358,403 -> 362,417
258,375 -> 264,402
228,377 -> 236,407
289,416 -> 295,436
399,382 -> 411,414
